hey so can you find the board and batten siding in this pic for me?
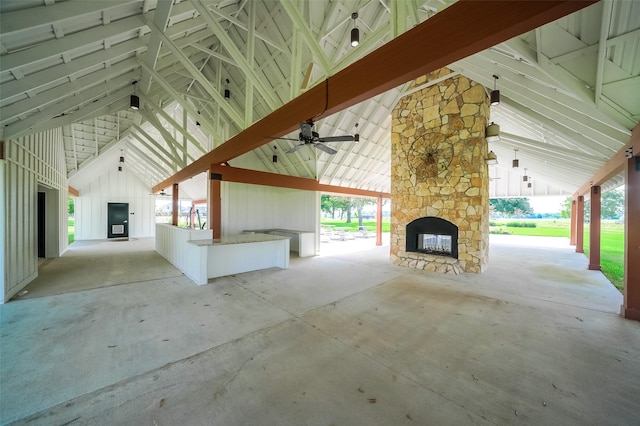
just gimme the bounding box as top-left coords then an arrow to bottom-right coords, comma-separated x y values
2,129 -> 68,303
222,182 -> 320,238
74,167 -> 155,240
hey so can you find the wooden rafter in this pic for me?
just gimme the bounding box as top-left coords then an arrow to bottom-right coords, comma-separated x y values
153,0 -> 597,193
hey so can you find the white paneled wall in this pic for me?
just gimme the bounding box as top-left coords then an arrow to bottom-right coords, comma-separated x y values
74,167 -> 155,240
3,129 -> 68,302
222,182 -> 319,236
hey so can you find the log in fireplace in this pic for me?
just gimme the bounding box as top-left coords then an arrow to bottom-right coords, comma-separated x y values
406,217 -> 458,259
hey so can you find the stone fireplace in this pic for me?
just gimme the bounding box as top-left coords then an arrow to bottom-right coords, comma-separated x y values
406,216 -> 458,259
390,68 -> 490,274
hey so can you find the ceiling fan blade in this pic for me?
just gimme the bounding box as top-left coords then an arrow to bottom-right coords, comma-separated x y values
318,135 -> 354,143
286,143 -> 306,154
267,136 -> 300,141
314,143 -> 337,155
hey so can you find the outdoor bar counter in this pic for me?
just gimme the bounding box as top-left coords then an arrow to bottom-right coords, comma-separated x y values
155,224 -> 289,285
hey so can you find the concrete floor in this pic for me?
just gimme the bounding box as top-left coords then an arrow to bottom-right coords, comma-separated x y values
1,235 -> 639,425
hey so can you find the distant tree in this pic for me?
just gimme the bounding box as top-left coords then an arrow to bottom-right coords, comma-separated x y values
68,197 -> 75,216
353,197 -> 376,227
321,195 -> 350,219
560,196 -> 572,219
321,195 -> 336,218
601,189 -> 624,219
489,198 -> 533,217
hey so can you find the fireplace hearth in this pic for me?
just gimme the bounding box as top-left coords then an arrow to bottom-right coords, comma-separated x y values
406,217 -> 458,259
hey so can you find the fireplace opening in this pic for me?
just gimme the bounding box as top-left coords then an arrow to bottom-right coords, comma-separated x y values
406,217 -> 458,259
417,233 -> 452,256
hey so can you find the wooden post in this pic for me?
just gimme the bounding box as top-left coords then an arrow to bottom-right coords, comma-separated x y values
376,194 -> 383,246
210,170 -> 222,239
588,186 -> 601,270
171,183 -> 179,226
576,196 -> 584,253
623,155 -> 640,321
570,198 -> 577,246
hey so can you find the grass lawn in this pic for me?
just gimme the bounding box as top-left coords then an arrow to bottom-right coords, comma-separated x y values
584,224 -> 625,291
68,218 -> 74,244
490,219 -> 624,291
321,219 -> 390,233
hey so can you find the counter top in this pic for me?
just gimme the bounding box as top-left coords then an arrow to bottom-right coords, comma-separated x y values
156,223 -> 211,234
243,228 -> 314,234
188,233 -> 290,246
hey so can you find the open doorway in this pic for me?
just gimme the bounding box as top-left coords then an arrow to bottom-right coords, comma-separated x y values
37,192 -> 45,258
36,184 -> 61,259
67,197 -> 74,245
320,194 -> 389,255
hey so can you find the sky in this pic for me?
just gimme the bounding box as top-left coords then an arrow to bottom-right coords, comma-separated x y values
528,196 -> 566,214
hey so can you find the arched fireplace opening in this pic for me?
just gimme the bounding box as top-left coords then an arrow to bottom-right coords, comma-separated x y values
406,217 -> 458,259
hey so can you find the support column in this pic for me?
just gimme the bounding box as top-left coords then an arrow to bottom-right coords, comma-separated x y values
570,198 -> 577,245
576,196 -> 584,253
171,183 -> 179,226
588,186 -> 601,270
376,194 -> 383,246
210,170 -> 222,239
623,156 -> 640,321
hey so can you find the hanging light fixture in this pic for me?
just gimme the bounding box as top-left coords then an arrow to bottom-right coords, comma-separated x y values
118,149 -> 124,172
486,122 -> 500,142
527,180 -> 532,189
272,146 -> 278,163
224,79 -> 230,100
523,168 -> 528,182
490,74 -> 500,106
351,12 -> 359,47
486,151 -> 498,165
130,81 -> 139,110
512,149 -> 519,168
354,122 -> 360,143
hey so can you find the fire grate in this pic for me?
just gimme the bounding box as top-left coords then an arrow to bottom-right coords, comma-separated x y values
417,233 -> 452,256
406,216 -> 458,259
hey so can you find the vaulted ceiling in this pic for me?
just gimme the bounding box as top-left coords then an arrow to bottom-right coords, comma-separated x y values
1,0 -> 638,200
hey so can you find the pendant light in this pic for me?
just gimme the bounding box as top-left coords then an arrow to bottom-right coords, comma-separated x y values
512,149 -> 519,168
354,122 -> 360,143
490,75 -> 500,106
224,79 -> 230,100
118,149 -> 124,172
486,151 -> 498,165
523,168 -> 528,182
350,12 -> 359,47
486,122 -> 500,142
130,81 -> 139,110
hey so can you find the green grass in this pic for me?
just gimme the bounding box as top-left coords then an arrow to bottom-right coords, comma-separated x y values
490,219 -> 624,291
321,219 -> 390,233
68,218 -> 74,244
490,219 -> 570,237
584,226 -> 625,291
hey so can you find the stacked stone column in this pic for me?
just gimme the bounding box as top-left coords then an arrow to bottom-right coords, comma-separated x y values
390,68 -> 490,274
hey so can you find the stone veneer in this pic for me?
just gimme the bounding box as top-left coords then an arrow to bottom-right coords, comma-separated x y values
390,68 -> 490,274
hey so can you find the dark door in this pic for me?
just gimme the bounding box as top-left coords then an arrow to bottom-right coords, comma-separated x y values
37,192 -> 46,257
107,202 -> 129,238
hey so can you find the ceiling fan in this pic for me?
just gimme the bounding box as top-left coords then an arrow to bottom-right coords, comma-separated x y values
151,189 -> 170,197
276,120 -> 355,155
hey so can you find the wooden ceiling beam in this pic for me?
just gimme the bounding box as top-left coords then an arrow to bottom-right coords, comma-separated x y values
211,165 -> 390,199
153,0 -> 597,193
